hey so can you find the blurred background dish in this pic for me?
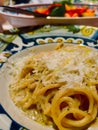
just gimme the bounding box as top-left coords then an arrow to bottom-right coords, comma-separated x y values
0,2 -> 98,28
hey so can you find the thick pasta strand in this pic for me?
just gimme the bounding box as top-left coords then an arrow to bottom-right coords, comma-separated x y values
90,85 -> 98,101
51,87 -> 97,129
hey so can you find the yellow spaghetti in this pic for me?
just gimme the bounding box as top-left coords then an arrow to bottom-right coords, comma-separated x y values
9,43 -> 98,130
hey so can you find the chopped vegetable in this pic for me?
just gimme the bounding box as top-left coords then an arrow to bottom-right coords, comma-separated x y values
34,0 -> 96,17
49,4 -> 65,17
82,8 -> 96,17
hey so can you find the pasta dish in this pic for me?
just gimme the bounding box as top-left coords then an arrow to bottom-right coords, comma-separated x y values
9,43 -> 98,130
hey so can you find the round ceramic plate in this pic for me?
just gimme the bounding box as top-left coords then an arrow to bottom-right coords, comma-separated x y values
0,25 -> 98,130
